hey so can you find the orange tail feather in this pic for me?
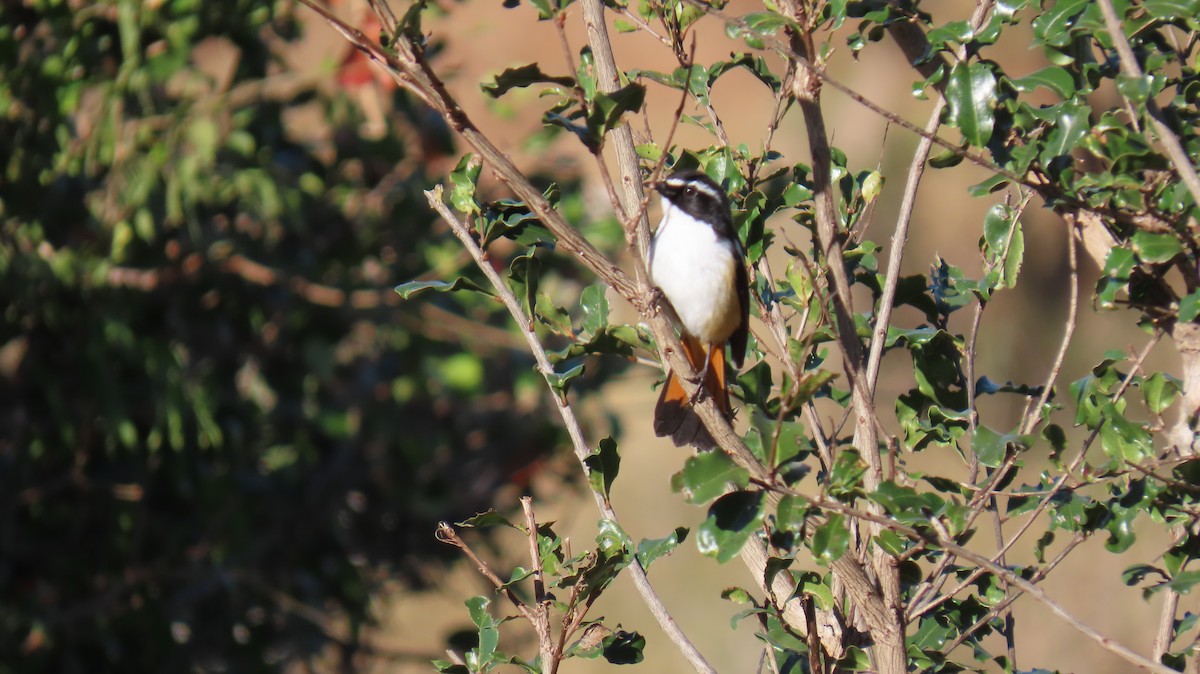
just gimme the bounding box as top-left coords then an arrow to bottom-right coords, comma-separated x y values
653,335 -> 732,450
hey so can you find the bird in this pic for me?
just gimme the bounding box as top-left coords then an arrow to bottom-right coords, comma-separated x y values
649,169 -> 749,450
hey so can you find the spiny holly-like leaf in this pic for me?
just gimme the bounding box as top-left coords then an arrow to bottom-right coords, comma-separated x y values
944,62 -> 997,147
395,277 -> 489,299
482,63 -> 574,98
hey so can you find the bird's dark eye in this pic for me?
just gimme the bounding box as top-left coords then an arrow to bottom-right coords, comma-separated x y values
684,186 -> 695,195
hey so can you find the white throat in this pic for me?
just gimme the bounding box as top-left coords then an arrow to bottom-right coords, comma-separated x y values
649,198 -> 741,344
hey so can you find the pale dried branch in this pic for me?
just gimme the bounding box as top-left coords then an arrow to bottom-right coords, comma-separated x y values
423,188 -> 717,674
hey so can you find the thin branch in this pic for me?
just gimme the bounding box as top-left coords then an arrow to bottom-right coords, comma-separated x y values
435,522 -> 536,623
864,0 -> 995,393
939,532 -> 1087,655
1019,211 -> 1081,436
1096,0 -> 1200,208
424,189 -> 717,674
785,494 -> 1180,674
521,497 -> 557,673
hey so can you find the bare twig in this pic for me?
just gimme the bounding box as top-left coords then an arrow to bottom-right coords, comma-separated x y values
1019,211 -> 1081,436
436,522 -> 536,623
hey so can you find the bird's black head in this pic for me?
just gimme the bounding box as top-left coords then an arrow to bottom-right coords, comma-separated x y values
655,170 -> 732,226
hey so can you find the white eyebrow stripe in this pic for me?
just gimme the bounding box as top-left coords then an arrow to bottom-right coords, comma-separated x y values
666,176 -> 723,201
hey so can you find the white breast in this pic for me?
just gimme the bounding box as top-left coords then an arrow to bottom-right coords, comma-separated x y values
649,199 -> 742,344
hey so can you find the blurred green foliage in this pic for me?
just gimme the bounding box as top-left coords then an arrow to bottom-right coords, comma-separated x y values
0,1 -> 577,670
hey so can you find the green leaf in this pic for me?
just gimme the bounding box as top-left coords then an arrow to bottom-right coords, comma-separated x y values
466,596 -> 499,667
671,450 -> 750,504
1132,231 -> 1183,263
1097,247 -> 1136,310
973,425 -> 1007,467
810,513 -> 850,564
596,518 -> 635,558
1099,402 -> 1154,461
585,437 -> 621,500
944,62 -> 997,147
1179,291 -> 1200,322
696,490 -> 765,563
829,449 -> 867,495
601,630 -> 646,665
1031,0 -> 1089,47
1039,101 -> 1090,160
395,278 -> 489,299
775,494 -> 810,532
586,83 -> 646,146
982,204 -> 1024,288
1010,66 -> 1076,98
721,586 -> 755,604
581,284 -> 610,335
1166,570 -> 1200,594
635,143 -> 662,161
1116,74 -> 1153,104
457,510 -> 518,529
482,63 -> 575,98
794,571 -> 837,610
1143,372 -> 1181,414
743,11 -> 797,34
636,527 -> 689,568
1144,0 -> 1200,21
545,362 -> 585,397
449,154 -> 482,214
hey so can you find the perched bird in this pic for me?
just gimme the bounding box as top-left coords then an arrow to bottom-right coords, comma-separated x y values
649,169 -> 749,450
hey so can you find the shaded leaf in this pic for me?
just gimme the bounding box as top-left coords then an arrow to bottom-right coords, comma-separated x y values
945,62 -> 997,147
671,450 -> 751,504
697,490 -> 765,563
482,63 -> 574,98
585,437 -> 620,500
395,277 -> 489,299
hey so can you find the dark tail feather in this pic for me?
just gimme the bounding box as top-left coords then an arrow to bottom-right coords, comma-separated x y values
653,336 -> 729,451
654,370 -> 718,451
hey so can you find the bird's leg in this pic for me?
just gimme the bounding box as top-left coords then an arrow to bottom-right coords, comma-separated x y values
687,343 -> 714,406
